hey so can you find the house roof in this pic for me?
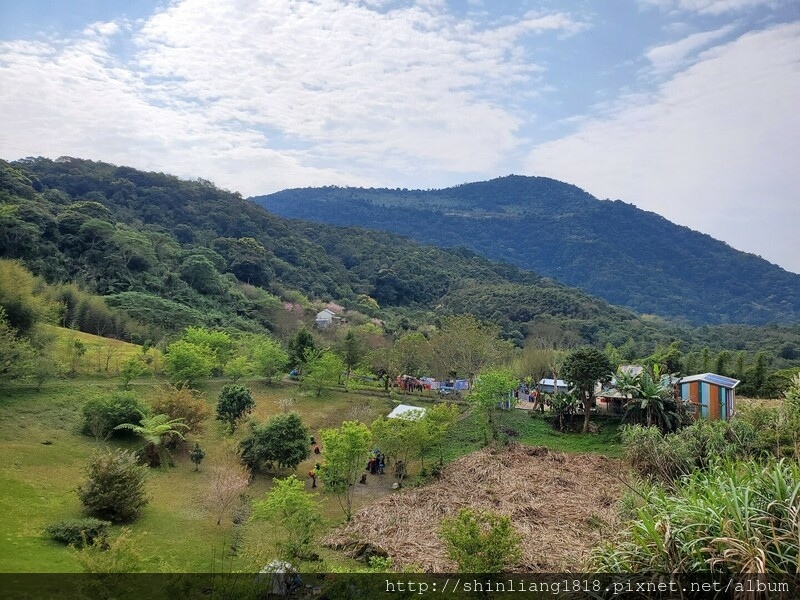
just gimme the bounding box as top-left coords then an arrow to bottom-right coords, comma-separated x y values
538,378 -> 568,387
387,404 -> 427,420
315,308 -> 335,319
618,365 -> 644,377
679,372 -> 740,389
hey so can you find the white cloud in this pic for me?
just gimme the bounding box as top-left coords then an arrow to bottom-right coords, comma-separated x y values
526,22 -> 800,273
0,0 -> 586,195
645,24 -> 736,73
639,0 -> 780,15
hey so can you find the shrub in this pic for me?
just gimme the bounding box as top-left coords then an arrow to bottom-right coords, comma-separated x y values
81,392 -> 147,440
150,383 -> 210,443
74,528 -> 146,574
77,450 -> 149,523
439,508 -> 522,573
216,384 -> 254,432
239,412 -> 310,473
45,518 -> 111,547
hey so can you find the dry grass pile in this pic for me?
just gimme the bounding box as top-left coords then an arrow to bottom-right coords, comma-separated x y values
324,443 -> 625,572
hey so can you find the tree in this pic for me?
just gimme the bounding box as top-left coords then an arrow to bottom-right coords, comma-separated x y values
318,421 -> 371,521
239,412 -> 310,473
370,345 -> 400,392
190,442 -> 206,471
81,391 -> 147,442
182,326 -> 233,376
700,346 -> 711,373
33,351 -> 58,389
300,349 -> 345,396
251,475 -> 322,561
561,347 -> 613,434
163,340 -> 215,385
439,508 -> 522,573
180,254 -> 222,294
371,412 -> 425,484
120,355 -> 148,389
77,450 -> 149,523
0,259 -> 55,334
114,414 -> 189,467
339,330 -> 365,389
223,355 -> 252,382
514,341 -> 556,391
619,366 -> 683,432
391,332 -> 431,378
469,368 -> 518,444
0,307 -> 34,383
215,384 -> 255,432
418,403 -> 459,467
429,315 -> 511,383
150,382 -> 210,439
65,336 -> 87,377
250,337 -> 288,383
287,327 -> 315,369
205,451 -> 249,525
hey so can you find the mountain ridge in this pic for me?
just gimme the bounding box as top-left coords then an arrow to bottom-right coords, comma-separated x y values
253,175 -> 800,325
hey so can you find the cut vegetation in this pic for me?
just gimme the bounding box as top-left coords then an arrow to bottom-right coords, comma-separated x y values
326,443 -> 624,572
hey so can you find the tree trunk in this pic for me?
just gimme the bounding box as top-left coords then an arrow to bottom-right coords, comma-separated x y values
582,395 -> 592,434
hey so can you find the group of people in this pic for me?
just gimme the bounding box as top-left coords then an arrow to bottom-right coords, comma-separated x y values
366,450 -> 385,476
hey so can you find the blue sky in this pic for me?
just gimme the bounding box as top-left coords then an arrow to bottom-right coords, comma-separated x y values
1,0 -> 799,273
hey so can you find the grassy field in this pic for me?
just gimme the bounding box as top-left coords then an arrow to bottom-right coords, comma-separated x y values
41,325 -> 162,378
0,373 -> 623,573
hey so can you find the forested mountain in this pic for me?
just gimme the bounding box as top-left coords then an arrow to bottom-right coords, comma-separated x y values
0,157 -> 658,347
2,157 -> 799,362
253,176 -> 800,326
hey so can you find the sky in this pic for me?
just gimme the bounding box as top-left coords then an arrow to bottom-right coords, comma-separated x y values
1,0 -> 799,273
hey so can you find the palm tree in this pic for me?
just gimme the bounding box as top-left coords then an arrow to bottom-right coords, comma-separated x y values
622,364 -> 681,432
115,414 -> 189,467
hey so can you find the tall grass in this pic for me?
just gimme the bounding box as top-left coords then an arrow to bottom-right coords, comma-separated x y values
590,459 -> 800,573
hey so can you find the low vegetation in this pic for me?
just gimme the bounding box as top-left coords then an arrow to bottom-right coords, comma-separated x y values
76,450 -> 149,523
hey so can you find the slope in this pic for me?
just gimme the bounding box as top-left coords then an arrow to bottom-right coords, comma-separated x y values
0,157 -> 668,348
253,176 -> 800,326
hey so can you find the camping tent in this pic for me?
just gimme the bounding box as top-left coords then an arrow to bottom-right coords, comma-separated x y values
387,404 -> 427,420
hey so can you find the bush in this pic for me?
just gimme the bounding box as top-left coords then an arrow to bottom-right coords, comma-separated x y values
439,507 -> 522,573
45,518 -> 111,547
216,384 -> 255,432
81,392 -> 147,440
239,412 -> 310,473
150,383 -> 210,443
77,450 -> 149,523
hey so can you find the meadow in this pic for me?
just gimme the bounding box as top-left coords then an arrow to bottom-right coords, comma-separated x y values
0,371 -> 624,572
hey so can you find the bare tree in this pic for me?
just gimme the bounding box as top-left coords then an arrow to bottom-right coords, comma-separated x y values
205,451 -> 250,525
102,344 -> 120,372
277,397 -> 296,413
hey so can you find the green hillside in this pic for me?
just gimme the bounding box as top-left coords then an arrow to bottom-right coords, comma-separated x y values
2,156 -> 800,363
253,176 -> 800,326
0,157 -> 659,349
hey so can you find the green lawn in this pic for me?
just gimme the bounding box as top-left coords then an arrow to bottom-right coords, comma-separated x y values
441,407 -> 623,461
0,380 -> 622,572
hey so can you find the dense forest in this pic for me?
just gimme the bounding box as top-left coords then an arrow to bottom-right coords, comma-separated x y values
254,176 -> 800,326
2,157 -> 800,384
